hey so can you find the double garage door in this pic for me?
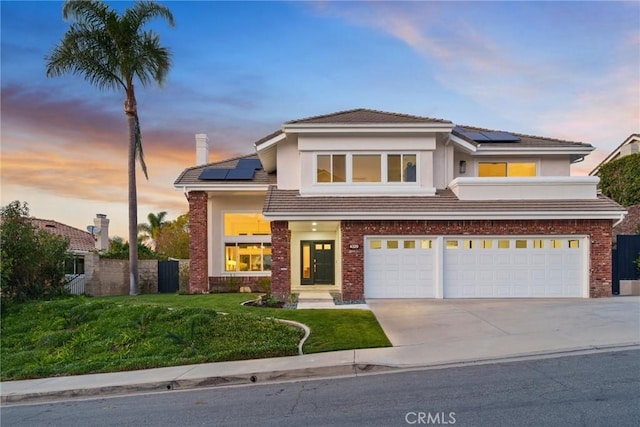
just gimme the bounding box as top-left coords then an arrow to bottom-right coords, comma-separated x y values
365,236 -> 587,298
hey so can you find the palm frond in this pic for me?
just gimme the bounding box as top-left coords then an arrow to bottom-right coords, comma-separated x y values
134,113 -> 148,180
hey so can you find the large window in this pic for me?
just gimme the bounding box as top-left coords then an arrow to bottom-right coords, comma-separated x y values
223,213 -> 271,273
317,153 -> 418,184
478,162 -> 536,177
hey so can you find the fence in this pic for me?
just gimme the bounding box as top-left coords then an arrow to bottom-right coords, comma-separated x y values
65,274 -> 86,295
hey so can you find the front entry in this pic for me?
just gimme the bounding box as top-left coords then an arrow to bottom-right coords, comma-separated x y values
301,241 -> 335,285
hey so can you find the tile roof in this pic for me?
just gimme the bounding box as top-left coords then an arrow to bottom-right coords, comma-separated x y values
174,153 -> 276,187
453,125 -> 592,149
31,219 -> 95,252
263,187 -> 624,217
285,108 -> 453,125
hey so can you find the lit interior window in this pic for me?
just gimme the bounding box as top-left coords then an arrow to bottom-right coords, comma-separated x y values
421,240 -> 432,249
515,240 -> 527,249
370,240 -> 382,249
387,240 -> 398,249
533,239 -> 544,249
446,240 -> 458,249
404,240 -> 416,249
498,240 -> 510,249
482,240 -> 493,249
224,213 -> 270,236
551,240 -> 562,249
352,155 -> 381,182
568,240 -> 579,249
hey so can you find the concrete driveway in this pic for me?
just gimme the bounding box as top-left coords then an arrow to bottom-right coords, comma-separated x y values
367,297 -> 640,351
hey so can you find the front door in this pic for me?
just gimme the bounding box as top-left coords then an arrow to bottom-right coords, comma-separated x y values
301,241 -> 335,285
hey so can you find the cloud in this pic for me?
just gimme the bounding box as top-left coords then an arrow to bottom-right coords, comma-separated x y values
309,2 -> 640,151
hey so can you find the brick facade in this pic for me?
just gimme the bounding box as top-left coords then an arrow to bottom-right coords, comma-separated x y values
188,191 -> 208,294
270,221 -> 291,301
340,219 -> 613,300
208,275 -> 268,293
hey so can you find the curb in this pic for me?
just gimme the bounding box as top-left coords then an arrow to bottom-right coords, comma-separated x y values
3,343 -> 638,405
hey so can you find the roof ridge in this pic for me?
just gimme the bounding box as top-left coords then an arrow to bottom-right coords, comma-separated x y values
286,108 -> 450,124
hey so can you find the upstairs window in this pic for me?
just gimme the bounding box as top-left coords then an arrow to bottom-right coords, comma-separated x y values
224,213 -> 271,236
317,154 -> 346,183
316,153 -> 418,184
478,162 -> 536,177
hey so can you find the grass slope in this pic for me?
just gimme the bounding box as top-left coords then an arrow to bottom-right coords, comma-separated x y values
1,294 -> 391,381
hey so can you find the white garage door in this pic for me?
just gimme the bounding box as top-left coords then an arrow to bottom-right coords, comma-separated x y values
364,237 -> 436,298
443,237 -> 585,298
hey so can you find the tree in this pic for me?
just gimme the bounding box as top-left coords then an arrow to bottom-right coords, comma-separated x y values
138,211 -> 168,250
46,0 -> 175,295
155,213 -> 189,258
1,201 -> 70,303
597,153 -> 640,207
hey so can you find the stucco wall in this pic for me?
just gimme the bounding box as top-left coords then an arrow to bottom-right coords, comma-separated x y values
84,253 -> 158,296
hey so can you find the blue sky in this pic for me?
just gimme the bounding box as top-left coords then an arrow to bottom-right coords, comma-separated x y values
1,1 -> 639,239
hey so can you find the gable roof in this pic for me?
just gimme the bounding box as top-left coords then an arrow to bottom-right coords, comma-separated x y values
174,153 -> 276,188
32,218 -> 95,253
285,108 -> 452,125
589,133 -> 640,176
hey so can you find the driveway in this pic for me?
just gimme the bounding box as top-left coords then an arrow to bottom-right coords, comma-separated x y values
367,297 -> 640,351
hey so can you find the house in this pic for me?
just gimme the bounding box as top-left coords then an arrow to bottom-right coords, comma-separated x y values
33,214 -> 110,293
589,133 -> 639,177
175,109 -> 626,300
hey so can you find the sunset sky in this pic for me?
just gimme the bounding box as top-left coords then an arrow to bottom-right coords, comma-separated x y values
1,1 -> 639,239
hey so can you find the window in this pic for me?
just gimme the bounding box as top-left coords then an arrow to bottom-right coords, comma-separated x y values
551,240 -> 562,249
568,240 -> 580,249
224,213 -> 270,236
498,240 -> 510,249
478,162 -> 536,177
533,239 -> 544,249
370,240 -> 382,249
515,240 -> 527,249
421,239 -> 433,249
463,240 -> 474,249
316,153 -> 417,184
388,154 -> 417,183
317,154 -> 346,183
404,240 -> 416,249
225,243 -> 272,272
224,213 -> 271,273
481,240 -> 493,249
64,257 -> 85,275
387,240 -> 399,249
352,155 -> 381,182
446,240 -> 458,249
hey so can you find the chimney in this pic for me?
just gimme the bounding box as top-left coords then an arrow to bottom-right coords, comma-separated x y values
196,133 -> 209,165
94,214 -> 110,251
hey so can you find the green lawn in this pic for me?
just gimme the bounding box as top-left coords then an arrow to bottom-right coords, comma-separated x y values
1,294 -> 390,381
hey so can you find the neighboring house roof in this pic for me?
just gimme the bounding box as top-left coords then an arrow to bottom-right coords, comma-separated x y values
263,187 -> 625,220
613,204 -> 640,237
285,108 -> 452,125
31,219 -> 95,252
174,153 -> 276,187
589,133 -> 640,176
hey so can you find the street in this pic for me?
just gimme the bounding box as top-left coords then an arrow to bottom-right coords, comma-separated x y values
3,350 -> 639,426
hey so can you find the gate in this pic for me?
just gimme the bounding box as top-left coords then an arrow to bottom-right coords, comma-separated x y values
158,260 -> 179,293
612,235 -> 640,294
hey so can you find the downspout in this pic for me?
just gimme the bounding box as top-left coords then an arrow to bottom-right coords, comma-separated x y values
613,212 -> 627,228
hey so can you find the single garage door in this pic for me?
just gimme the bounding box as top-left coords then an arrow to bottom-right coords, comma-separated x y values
443,237 -> 585,298
365,237 -> 436,298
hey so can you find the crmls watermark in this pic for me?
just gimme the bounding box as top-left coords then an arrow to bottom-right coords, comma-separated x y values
405,411 -> 456,425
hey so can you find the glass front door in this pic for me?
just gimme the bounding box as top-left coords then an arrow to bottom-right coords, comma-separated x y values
301,240 -> 335,285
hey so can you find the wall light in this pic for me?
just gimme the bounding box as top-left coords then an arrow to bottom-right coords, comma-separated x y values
459,160 -> 466,174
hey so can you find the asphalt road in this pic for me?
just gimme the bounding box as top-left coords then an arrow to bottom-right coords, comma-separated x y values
3,350 -> 639,426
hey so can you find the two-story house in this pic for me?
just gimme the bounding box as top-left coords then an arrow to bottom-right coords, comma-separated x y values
175,109 -> 626,301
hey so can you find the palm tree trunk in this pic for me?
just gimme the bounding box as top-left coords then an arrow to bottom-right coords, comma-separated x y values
126,92 -> 139,296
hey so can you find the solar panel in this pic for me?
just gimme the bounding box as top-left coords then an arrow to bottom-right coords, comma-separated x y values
454,126 -> 520,142
236,158 -> 262,170
199,168 -> 230,180
226,168 -> 256,180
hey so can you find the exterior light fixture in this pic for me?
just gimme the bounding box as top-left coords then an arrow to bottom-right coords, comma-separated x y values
459,160 -> 466,174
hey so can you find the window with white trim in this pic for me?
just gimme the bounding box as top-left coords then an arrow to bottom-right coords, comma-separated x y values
316,153 -> 418,184
223,213 -> 271,273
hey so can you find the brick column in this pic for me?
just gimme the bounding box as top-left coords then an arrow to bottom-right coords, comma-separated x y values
270,221 -> 291,301
341,221 -> 365,301
188,191 -> 208,294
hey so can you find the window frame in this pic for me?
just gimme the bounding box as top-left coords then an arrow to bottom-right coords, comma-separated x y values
315,152 -> 419,185
222,211 -> 271,274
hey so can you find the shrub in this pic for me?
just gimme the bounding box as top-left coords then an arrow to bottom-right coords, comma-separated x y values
1,201 -> 70,304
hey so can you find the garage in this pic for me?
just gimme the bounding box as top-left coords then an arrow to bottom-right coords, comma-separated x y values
364,237 -> 436,298
364,236 -> 587,299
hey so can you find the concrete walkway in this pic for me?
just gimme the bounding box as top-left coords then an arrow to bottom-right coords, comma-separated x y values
2,297 -> 639,405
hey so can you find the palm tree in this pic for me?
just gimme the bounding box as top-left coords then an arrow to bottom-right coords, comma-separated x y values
138,211 -> 168,250
46,0 -> 174,295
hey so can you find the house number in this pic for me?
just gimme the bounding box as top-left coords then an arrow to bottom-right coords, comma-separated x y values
349,244 -> 360,249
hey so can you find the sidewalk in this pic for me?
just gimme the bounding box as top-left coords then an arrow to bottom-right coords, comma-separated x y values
2,296 -> 639,405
